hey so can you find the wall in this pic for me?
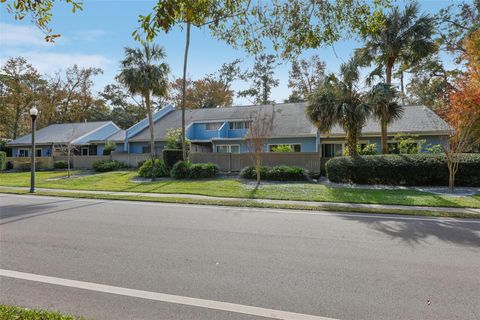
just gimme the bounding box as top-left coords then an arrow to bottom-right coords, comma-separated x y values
190,152 -> 322,173
128,141 -> 166,154
10,145 -> 53,157
211,137 -> 317,153
96,142 -> 125,156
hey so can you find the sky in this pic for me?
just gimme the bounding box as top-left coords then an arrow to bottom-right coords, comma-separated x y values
0,0 -> 463,106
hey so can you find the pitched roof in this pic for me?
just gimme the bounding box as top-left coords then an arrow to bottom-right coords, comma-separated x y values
93,129 -> 126,143
128,102 -> 317,141
7,121 -> 112,146
128,102 -> 450,141
327,105 -> 452,136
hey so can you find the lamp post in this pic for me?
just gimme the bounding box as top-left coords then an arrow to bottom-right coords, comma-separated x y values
29,106 -> 38,193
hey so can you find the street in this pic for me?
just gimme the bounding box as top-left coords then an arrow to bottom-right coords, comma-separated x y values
1,193 -> 479,320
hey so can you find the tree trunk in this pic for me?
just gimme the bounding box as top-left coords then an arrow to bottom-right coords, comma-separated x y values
181,22 -> 191,161
67,146 -> 71,178
385,62 -> 393,86
256,155 -> 261,185
13,106 -> 21,140
346,131 -> 357,156
381,119 -> 388,154
145,91 -> 156,182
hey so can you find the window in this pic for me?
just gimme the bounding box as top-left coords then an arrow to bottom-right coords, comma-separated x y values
18,149 -> 29,157
36,149 -> 42,157
215,144 -> 240,153
321,143 -> 343,157
205,122 -> 222,131
268,144 -> 301,152
81,147 -> 89,156
229,121 -> 250,130
142,146 -> 150,154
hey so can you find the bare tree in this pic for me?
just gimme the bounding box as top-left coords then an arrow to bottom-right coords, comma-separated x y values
53,127 -> 78,178
444,119 -> 476,192
245,107 -> 274,184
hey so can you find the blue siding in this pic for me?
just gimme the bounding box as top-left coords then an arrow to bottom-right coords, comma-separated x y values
187,123 -> 223,140
11,145 -> 53,157
128,141 -> 166,154
211,137 -> 317,153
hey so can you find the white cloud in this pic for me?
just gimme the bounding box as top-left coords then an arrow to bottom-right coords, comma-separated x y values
0,23 -> 56,47
0,50 -> 114,74
73,29 -> 108,42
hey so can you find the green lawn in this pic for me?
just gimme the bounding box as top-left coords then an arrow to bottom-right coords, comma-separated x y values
0,170 -> 479,208
0,305 -> 85,320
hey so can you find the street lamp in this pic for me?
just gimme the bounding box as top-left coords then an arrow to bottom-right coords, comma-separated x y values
29,106 -> 38,193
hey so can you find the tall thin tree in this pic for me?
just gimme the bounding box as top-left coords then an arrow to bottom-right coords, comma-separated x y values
118,44 -> 169,181
369,83 -> 404,154
307,60 -> 371,156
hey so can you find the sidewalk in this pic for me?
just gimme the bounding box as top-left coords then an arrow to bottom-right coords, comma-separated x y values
2,186 -> 479,216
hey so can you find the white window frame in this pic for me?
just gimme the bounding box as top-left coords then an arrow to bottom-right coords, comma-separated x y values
267,143 -> 302,152
215,144 -> 241,153
229,121 -> 250,130
205,122 -> 223,131
321,140 -> 370,157
81,146 -> 89,156
17,148 -> 29,157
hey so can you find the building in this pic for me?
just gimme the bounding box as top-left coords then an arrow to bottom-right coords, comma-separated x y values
124,102 -> 451,156
7,121 -> 122,158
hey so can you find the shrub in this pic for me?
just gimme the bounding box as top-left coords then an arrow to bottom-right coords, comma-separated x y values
92,160 -> 126,172
188,163 -> 219,179
163,149 -> 184,168
137,159 -> 169,178
102,141 -> 116,155
170,160 -> 218,179
271,145 -> 293,152
170,160 -> 192,179
0,151 -> 6,171
239,166 -> 269,180
240,165 -> 308,181
137,159 -> 146,169
53,161 -> 69,169
326,154 -> 480,186
392,133 -> 426,154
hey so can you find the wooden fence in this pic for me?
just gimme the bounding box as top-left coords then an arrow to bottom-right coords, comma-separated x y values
190,152 -> 324,173
111,152 -> 150,168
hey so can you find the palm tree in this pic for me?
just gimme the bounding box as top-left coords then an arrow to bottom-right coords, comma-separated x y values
369,83 -> 404,154
356,2 -> 436,88
118,44 -> 169,181
307,59 -> 371,156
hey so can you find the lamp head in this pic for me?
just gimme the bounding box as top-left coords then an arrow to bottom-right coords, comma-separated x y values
29,106 -> 38,118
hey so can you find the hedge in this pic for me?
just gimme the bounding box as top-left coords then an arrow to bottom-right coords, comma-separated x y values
53,161 -> 69,169
92,160 -> 126,172
138,159 -> 169,178
163,149 -> 183,168
171,161 -> 218,179
0,151 -> 6,171
240,165 -> 309,181
326,154 -> 480,186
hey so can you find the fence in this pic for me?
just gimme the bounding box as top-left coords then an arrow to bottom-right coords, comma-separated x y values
190,152 -> 324,173
6,157 -> 54,170
53,155 -> 110,169
111,152 -> 150,168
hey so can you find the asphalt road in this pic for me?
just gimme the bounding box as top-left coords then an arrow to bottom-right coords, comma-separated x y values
0,193 -> 479,320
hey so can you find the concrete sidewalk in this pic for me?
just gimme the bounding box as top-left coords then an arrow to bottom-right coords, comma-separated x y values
1,186 -> 479,216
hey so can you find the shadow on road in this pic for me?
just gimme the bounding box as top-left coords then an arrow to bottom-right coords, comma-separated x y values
342,215 -> 480,248
0,199 -> 104,226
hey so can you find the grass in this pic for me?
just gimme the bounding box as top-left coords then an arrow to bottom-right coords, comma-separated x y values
1,188 -> 478,219
0,170 -> 479,209
0,305 -> 86,320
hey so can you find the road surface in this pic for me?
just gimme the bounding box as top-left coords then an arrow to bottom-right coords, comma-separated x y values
1,193 -> 479,320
